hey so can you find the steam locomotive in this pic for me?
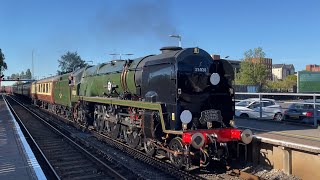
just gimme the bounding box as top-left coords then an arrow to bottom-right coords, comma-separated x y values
13,46 -> 253,169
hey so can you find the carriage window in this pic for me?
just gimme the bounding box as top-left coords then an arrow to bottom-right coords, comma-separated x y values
46,84 -> 49,93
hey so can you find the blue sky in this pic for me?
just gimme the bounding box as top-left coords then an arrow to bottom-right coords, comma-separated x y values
1,0 -> 319,85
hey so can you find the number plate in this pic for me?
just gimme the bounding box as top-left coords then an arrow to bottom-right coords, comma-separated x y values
290,115 -> 300,119
199,109 -> 222,124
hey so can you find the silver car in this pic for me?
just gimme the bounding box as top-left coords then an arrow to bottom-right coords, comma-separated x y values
235,98 -> 283,121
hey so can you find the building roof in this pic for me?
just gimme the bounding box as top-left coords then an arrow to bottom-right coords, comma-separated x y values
272,64 -> 294,69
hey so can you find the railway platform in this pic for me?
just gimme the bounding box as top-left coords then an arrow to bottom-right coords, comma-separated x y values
236,117 -> 320,179
0,95 -> 46,180
235,117 -> 320,151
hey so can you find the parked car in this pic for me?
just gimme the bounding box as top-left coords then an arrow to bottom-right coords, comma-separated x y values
235,98 -> 283,121
283,101 -> 320,125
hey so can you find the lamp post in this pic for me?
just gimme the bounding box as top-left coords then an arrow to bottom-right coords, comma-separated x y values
109,53 -> 133,60
169,34 -> 182,47
224,56 -> 236,83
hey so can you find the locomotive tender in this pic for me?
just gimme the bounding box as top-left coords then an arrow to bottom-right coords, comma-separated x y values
13,47 -> 253,168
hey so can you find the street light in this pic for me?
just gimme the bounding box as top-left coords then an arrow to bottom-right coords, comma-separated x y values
225,56 -> 237,86
109,53 -> 133,60
169,34 -> 182,47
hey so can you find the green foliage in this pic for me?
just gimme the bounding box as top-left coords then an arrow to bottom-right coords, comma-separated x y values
283,74 -> 297,90
10,73 -> 20,79
25,69 -> 32,79
9,69 -> 32,79
0,49 -> 7,75
58,51 -> 87,74
265,75 -> 297,92
236,47 -> 267,90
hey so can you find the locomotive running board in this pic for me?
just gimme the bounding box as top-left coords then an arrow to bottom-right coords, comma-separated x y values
79,96 -> 183,135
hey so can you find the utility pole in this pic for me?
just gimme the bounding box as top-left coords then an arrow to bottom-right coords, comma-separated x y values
32,49 -> 34,80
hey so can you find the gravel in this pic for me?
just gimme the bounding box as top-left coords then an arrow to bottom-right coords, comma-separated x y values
243,165 -> 301,180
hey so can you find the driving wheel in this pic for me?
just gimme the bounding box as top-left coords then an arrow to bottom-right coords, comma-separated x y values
144,138 -> 155,156
168,137 -> 185,169
124,129 -> 141,149
106,121 -> 120,139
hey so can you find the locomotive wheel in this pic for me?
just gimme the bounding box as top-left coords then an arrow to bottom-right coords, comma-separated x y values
168,137 -> 185,169
124,129 -> 141,149
78,107 -> 86,125
144,138 -> 155,156
93,115 -> 104,133
74,102 -> 85,125
106,121 -> 120,139
93,105 -> 103,132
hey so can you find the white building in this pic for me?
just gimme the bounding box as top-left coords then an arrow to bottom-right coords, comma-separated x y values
272,64 -> 295,80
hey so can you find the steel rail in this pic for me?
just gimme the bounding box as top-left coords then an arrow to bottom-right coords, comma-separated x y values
4,96 -> 60,180
24,98 -> 205,180
6,96 -> 127,180
93,131 -> 204,180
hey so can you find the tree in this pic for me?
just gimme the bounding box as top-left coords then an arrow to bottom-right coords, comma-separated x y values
0,49 -> 7,76
20,71 -> 25,79
9,69 -> 32,80
236,47 -> 267,91
265,75 -> 297,92
25,69 -> 32,79
10,73 -> 20,79
57,51 -> 87,74
283,74 -> 297,90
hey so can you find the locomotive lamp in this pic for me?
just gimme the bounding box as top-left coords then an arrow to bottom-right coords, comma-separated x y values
180,110 -> 192,130
210,73 -> 220,85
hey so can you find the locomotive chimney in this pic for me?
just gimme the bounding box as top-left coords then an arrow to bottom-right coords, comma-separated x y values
211,54 -> 220,60
160,46 -> 182,54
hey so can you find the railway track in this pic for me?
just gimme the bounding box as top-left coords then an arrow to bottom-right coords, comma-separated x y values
7,95 -> 202,179
7,95 -> 262,180
4,96 -> 135,180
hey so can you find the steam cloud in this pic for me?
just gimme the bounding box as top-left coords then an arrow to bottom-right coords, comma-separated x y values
93,0 -> 178,46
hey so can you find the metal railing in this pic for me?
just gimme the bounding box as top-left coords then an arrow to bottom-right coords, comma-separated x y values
235,92 -> 320,126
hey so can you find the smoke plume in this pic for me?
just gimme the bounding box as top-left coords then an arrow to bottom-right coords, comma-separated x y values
92,0 -> 178,47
